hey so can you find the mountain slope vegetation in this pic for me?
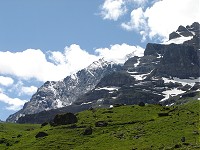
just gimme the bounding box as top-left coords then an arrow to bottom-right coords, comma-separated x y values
1,99 -> 199,150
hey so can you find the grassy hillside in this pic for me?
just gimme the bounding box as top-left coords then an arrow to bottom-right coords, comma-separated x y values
0,100 -> 199,150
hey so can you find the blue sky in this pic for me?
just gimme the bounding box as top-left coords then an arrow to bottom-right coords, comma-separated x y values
0,0 -> 144,52
0,0 -> 198,121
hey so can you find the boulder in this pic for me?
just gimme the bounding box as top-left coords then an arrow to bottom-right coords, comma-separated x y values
158,112 -> 169,117
138,102 -> 145,106
41,122 -> 48,127
53,113 -> 77,126
83,127 -> 93,135
35,132 -> 48,138
95,121 -> 108,127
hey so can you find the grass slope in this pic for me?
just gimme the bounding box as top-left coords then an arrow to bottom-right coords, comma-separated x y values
0,100 -> 199,150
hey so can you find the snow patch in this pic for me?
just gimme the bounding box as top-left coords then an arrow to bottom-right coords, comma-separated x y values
87,58 -> 109,70
130,70 -> 153,81
112,97 -> 117,99
160,88 -> 185,102
55,99 -> 64,108
134,58 -> 141,67
162,36 -> 193,45
81,101 -> 92,105
157,53 -> 162,58
95,87 -> 120,91
97,99 -> 104,102
87,70 -> 95,77
162,77 -> 200,87
71,73 -> 78,80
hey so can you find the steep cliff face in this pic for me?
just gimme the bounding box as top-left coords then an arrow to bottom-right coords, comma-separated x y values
156,44 -> 199,78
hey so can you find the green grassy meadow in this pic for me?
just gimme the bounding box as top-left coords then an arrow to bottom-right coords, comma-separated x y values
0,100 -> 199,150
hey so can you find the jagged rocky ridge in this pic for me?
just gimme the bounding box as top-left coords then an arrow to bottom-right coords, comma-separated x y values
7,59 -> 122,122
8,22 -> 200,124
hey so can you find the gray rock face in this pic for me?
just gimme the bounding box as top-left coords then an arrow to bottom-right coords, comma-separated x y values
170,22 -> 200,40
6,59 -> 121,122
156,44 -> 200,78
169,32 -> 181,40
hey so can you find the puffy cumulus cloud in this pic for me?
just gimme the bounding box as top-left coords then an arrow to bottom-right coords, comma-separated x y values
100,0 -> 127,21
100,0 -> 149,21
48,44 -> 98,77
0,92 -> 27,110
0,44 -> 144,83
0,45 -> 98,82
0,49 -> 56,81
21,86 -> 38,96
121,0 -> 199,40
63,44 -> 98,73
95,43 -> 144,64
121,7 -> 147,30
121,7 -> 149,41
7,81 -> 37,96
145,0 -> 199,39
0,76 -> 14,86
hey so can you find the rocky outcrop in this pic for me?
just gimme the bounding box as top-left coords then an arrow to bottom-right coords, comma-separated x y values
35,132 -> 48,138
51,113 -> 77,126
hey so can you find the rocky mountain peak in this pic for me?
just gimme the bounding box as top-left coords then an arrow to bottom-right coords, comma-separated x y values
169,22 -> 199,40
87,58 -> 111,70
170,22 -> 199,39
186,22 -> 200,33
7,59 -> 122,122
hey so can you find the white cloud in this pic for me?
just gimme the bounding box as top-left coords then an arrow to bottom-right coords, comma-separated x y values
0,46 -> 98,82
8,81 -> 37,96
121,7 -> 147,31
21,86 -> 38,96
48,44 -> 98,79
0,49 -> 55,81
100,0 -> 127,21
145,0 -> 199,39
0,76 -> 14,86
62,44 -> 98,73
100,0 -> 149,21
0,44 -> 144,84
0,92 -> 27,110
121,0 -> 199,40
95,43 -> 144,64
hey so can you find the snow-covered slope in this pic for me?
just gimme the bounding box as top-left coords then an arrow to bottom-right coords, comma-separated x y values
163,36 -> 193,45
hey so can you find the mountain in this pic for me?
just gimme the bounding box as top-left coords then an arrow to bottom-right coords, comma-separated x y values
7,22 -> 200,124
7,59 -> 122,122
74,22 -> 200,106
